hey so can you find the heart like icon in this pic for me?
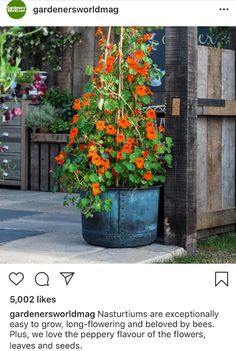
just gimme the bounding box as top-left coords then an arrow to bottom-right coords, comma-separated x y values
9,272 -> 24,286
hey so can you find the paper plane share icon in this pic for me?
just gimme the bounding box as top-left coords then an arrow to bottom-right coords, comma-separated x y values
60,272 -> 75,286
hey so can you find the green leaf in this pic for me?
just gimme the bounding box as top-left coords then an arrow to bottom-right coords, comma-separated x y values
85,65 -> 93,76
141,95 -> 151,105
144,161 -> 153,170
159,175 -> 166,183
84,175 -> 90,182
89,173 -> 99,182
80,198 -> 90,207
164,154 -> 173,166
104,99 -> 117,112
105,171 -> 113,179
165,137 -> 173,147
124,161 -> 136,171
121,89 -> 131,101
69,164 -> 77,172
114,163 -> 125,173
104,198 -> 112,212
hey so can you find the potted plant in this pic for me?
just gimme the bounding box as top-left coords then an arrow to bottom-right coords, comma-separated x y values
54,27 -> 173,248
16,69 -> 36,97
25,103 -> 59,133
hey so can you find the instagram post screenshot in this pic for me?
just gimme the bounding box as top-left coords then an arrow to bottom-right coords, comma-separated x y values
0,1 -> 235,350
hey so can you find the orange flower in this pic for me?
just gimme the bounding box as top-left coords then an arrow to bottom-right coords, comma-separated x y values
122,143 -> 132,154
68,139 -> 75,146
106,44 -> 113,50
127,75 -> 135,83
134,50 -> 145,60
94,63 -> 103,74
82,92 -> 94,98
135,157 -> 145,169
146,109 -> 156,119
88,146 -> 97,157
118,118 -> 131,128
69,128 -> 78,139
91,155 -> 102,166
142,150 -> 149,157
137,36 -> 143,44
105,148 -> 113,154
79,143 -> 86,151
98,36 -> 106,47
158,125 -> 165,133
129,61 -> 138,71
92,183 -> 101,196
126,56 -> 135,64
127,138 -> 135,144
116,133 -> 125,143
146,130 -> 157,140
148,46 -> 153,52
96,120 -> 106,131
136,66 -> 148,76
143,33 -> 152,41
55,151 -> 66,166
95,26 -> 103,36
143,170 -> 153,181
107,56 -> 116,64
106,125 -> 117,135
71,115 -> 79,124
102,159 -> 110,170
146,121 -> 154,128
98,167 -> 105,175
105,63 -> 113,73
117,151 -> 124,160
73,99 -> 81,109
82,98 -> 90,107
135,85 -> 147,96
134,109 -> 141,115
104,110 -> 113,115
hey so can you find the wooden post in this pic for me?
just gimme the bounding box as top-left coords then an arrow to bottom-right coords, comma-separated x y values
164,27 -> 198,254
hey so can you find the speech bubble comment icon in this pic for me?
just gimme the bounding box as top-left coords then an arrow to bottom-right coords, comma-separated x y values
35,272 -> 49,287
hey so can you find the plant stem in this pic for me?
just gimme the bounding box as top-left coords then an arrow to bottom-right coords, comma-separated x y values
115,27 -> 124,188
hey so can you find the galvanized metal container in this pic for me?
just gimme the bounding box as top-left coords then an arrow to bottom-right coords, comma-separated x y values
82,186 -> 161,248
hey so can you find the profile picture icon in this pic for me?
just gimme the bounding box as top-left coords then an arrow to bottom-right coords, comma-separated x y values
7,0 -> 27,20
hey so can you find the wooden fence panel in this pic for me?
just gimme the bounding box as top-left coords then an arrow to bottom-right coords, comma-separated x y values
197,46 -> 236,235
29,134 -> 67,192
221,117 -> 235,208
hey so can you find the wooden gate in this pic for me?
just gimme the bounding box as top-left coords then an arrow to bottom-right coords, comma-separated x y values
197,46 -> 236,237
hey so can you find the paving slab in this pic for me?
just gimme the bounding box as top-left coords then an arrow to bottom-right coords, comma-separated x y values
0,189 -> 186,263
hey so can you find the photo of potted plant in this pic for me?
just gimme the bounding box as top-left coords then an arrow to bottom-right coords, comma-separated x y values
54,27 -> 173,248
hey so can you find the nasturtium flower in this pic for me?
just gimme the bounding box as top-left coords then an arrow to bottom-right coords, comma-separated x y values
73,99 -> 81,109
146,109 -> 156,119
116,133 -> 125,143
95,26 -> 103,36
135,157 -> 145,169
134,50 -> 145,60
158,125 -> 165,133
118,118 -> 131,128
71,115 -> 79,124
143,33 -> 152,41
135,85 -> 147,96
106,125 -> 117,135
92,183 -> 101,196
69,128 -> 78,139
91,155 -> 102,166
55,151 -> 66,166
143,170 -> 153,181
96,121 -> 106,130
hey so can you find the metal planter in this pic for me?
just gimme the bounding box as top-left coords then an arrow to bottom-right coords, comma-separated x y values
82,186 -> 161,248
